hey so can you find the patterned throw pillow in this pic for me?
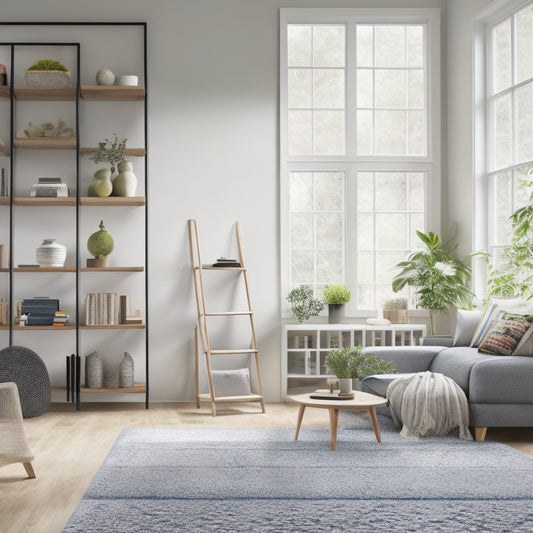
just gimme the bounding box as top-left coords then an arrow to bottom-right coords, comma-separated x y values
478,313 -> 532,355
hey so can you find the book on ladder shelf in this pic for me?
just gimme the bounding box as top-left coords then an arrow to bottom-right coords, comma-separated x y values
188,219 -> 265,417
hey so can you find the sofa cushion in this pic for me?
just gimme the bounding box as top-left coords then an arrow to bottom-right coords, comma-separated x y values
429,347 -> 496,394
471,297 -> 533,347
453,309 -> 483,346
468,356 -> 533,403
478,313 -> 531,355
361,373 -> 414,397
361,346 -> 443,373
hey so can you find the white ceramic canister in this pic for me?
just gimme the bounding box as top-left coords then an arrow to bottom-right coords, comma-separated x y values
35,239 -> 67,267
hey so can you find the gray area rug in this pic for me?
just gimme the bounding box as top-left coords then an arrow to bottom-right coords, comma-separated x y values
64,414 -> 533,532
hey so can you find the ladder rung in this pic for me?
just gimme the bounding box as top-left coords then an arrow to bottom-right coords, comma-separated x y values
204,311 -> 253,316
209,349 -> 258,355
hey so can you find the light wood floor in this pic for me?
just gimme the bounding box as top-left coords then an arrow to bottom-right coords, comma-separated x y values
1,402 -> 533,533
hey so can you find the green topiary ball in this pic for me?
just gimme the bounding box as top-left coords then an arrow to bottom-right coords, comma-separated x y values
27,59 -> 69,72
87,220 -> 114,259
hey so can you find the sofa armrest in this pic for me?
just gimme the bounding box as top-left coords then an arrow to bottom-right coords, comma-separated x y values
422,335 -> 454,347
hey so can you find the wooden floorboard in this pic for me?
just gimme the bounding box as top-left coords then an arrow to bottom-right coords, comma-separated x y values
1,402 -> 532,533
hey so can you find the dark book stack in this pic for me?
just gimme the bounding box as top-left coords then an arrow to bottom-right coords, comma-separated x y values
20,297 -> 60,326
211,257 -> 241,267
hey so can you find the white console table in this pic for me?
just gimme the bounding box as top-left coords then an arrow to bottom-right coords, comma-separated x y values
281,323 -> 426,397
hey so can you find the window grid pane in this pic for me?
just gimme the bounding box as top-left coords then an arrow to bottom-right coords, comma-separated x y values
356,24 -> 427,156
289,172 -> 346,293
287,24 -> 346,156
356,171 -> 426,309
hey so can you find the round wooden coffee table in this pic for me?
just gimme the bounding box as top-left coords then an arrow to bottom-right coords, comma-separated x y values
289,390 -> 388,450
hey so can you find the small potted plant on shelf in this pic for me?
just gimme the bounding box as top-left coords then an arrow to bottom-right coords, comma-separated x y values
24,59 -> 71,88
325,346 -> 397,394
383,297 -> 408,324
322,284 -> 351,324
287,285 -> 324,323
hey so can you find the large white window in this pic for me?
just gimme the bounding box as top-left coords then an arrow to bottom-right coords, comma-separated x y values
475,1 -> 533,290
280,9 -> 440,316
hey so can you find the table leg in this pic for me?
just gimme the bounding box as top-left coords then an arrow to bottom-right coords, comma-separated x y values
295,404 -> 306,440
328,408 -> 339,451
368,406 -> 382,443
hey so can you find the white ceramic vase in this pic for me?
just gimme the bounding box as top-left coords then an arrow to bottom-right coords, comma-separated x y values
35,239 -> 66,267
112,160 -> 137,197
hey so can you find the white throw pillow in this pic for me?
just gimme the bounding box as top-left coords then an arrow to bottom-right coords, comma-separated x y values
453,309 -> 483,346
513,327 -> 533,356
211,368 -> 251,397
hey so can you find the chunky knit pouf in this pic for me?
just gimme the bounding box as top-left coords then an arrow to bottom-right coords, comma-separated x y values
0,346 -> 51,418
386,371 -> 472,441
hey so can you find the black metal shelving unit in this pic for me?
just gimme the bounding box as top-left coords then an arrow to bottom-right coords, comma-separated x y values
0,23 -> 149,410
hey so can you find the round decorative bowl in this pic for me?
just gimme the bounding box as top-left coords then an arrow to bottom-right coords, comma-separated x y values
114,75 -> 138,87
35,238 -> 67,267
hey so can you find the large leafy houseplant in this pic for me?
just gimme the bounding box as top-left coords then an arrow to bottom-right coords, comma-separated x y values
474,177 -> 533,301
392,230 -> 474,335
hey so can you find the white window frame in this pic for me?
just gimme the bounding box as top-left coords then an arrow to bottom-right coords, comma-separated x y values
280,8 -> 441,318
473,0 -> 533,297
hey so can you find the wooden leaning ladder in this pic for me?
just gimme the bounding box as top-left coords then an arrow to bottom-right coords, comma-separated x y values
188,219 -> 266,416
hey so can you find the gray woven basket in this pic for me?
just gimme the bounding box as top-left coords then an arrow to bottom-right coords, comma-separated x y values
0,346 -> 51,418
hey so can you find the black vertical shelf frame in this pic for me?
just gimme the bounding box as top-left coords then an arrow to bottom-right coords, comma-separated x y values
0,22 -> 149,410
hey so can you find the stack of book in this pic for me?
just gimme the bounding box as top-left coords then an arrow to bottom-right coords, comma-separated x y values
30,177 -> 69,198
19,297 -> 59,326
53,310 -> 69,326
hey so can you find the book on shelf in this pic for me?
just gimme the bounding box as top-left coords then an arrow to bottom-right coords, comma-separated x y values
84,292 -> 120,325
16,297 -> 67,326
0,298 -> 8,325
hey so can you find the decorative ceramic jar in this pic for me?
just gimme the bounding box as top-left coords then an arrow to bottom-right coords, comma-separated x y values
112,160 -> 137,197
95,68 -> 115,86
85,351 -> 103,388
119,352 -> 134,388
35,238 -> 66,267
88,168 -> 113,197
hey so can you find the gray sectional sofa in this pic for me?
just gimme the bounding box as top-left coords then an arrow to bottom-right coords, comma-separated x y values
360,307 -> 533,441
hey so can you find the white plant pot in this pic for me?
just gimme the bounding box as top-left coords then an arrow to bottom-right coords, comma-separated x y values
338,378 -> 352,394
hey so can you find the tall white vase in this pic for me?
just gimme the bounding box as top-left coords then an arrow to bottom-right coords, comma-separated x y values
112,160 -> 137,197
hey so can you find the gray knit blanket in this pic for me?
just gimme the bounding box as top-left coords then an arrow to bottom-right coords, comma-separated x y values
386,371 -> 473,441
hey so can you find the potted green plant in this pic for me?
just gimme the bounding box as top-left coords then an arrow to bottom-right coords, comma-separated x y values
324,346 -> 396,393
287,285 -> 324,323
322,284 -> 351,324
392,230 -> 474,335
24,59 -> 71,88
383,297 -> 408,324
473,176 -> 533,301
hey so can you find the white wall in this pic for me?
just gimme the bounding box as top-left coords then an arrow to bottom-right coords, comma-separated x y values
1,0 -> 451,402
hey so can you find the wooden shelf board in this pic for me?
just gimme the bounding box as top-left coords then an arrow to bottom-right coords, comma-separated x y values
200,266 -> 246,271
80,196 -> 145,206
14,137 -> 77,150
0,324 -> 9,330
198,393 -> 263,403
0,197 -> 8,205
0,86 -> 10,99
14,266 -> 76,272
14,197 -> 76,206
80,266 -> 144,272
13,325 -> 76,330
81,85 -> 145,101
80,147 -> 145,157
14,86 -> 77,101
79,324 -> 145,329
0,268 -> 8,273
79,382 -> 147,394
